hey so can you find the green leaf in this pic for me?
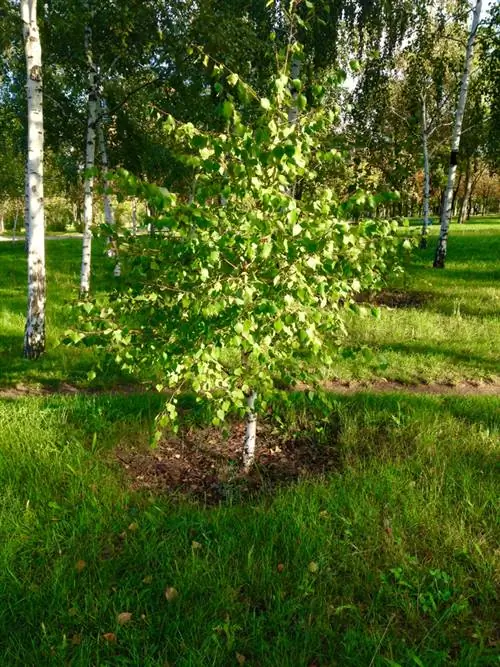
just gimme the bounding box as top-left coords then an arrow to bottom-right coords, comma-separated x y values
227,73 -> 239,87
222,101 -> 235,120
292,223 -> 302,236
260,97 -> 271,110
261,241 -> 272,259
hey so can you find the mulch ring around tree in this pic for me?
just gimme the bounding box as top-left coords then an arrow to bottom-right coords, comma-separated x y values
115,422 -> 339,504
356,289 -> 431,309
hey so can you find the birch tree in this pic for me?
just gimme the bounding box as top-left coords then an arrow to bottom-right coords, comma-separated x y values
434,0 -> 482,268
80,19 -> 98,296
21,0 -> 46,359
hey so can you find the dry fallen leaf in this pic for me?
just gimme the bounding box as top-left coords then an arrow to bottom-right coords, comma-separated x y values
75,560 -> 86,573
308,561 -> 319,573
277,563 -> 285,573
128,522 -> 139,532
236,653 -> 246,664
70,634 -> 82,646
102,632 -> 117,643
117,612 -> 132,626
142,575 -> 153,584
191,541 -> 202,550
165,587 -> 178,601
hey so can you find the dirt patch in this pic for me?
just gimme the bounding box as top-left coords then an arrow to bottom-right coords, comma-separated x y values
0,382 -> 143,399
357,290 -> 431,309
115,423 -> 338,503
319,379 -> 500,396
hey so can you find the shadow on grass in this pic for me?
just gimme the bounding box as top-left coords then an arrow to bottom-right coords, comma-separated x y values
424,268 -> 500,283
376,341 -> 499,373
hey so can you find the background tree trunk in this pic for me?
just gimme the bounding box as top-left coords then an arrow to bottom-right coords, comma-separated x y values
458,158 -> 473,224
80,21 -> 98,296
22,0 -> 46,359
434,0 -> 482,268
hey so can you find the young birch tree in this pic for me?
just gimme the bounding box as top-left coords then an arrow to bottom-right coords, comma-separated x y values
80,19 -> 98,296
434,0 -> 482,268
21,0 -> 46,359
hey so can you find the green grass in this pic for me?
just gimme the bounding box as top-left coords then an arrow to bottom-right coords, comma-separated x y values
331,222 -> 500,384
0,220 -> 498,665
0,238 -> 131,388
0,392 -> 498,665
1,220 -> 499,389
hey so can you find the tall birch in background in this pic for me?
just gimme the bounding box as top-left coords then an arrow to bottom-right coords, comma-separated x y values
80,18 -> 98,296
433,0 -> 482,268
21,0 -> 46,359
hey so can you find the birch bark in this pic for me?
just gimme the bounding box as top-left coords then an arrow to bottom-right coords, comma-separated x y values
80,21 -> 98,296
22,0 -> 46,359
433,0 -> 482,268
24,159 -> 29,251
243,391 -> 257,471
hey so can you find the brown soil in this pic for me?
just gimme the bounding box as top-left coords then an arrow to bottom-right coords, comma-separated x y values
356,289 -> 431,309
115,422 -> 338,503
0,382 -> 142,399
316,379 -> 500,396
1,379 -> 498,400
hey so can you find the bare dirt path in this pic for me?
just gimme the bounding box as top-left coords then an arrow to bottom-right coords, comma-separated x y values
0,379 -> 498,399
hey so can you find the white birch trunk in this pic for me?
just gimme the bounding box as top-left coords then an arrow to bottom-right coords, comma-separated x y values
287,57 -> 301,199
420,95 -> 431,249
80,21 -> 98,296
22,0 -> 46,359
243,391 -> 257,471
434,0 -> 482,268
24,158 -> 29,251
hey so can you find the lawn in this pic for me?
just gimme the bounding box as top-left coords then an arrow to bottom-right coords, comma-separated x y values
331,222 -> 500,385
1,220 -> 499,389
0,221 -> 498,665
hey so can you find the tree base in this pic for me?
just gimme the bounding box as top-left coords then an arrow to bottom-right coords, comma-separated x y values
23,341 -> 45,359
433,237 -> 447,269
419,237 -> 428,250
